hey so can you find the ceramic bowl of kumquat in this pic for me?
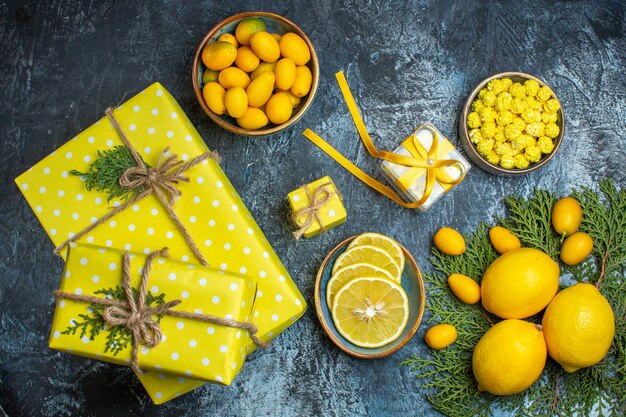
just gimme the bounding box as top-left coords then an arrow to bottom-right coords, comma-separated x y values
192,12 -> 319,136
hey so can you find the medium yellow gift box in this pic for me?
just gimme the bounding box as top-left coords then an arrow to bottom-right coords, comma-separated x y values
50,244 -> 257,387
287,176 -> 346,239
15,82 -> 306,403
380,124 -> 471,212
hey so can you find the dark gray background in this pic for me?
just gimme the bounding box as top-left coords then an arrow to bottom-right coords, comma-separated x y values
1,1 -> 624,416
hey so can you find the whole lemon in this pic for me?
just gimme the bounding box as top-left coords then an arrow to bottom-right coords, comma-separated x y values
481,248 -> 559,319
290,65 -> 313,98
489,225 -> 521,254
433,227 -> 466,256
560,231 -> 593,265
552,197 -> 582,237
217,33 -> 238,48
249,31 -> 281,63
265,92 -> 293,125
250,62 -> 276,80
279,32 -> 311,65
235,18 -> 266,46
202,68 -> 219,85
473,319 -> 547,395
542,283 -> 615,373
202,41 -> 237,71
447,273 -> 481,304
424,324 -> 458,349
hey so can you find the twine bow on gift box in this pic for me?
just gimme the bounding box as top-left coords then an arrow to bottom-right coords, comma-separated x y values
54,108 -> 221,267
291,182 -> 338,239
54,248 -> 267,374
302,71 -> 467,209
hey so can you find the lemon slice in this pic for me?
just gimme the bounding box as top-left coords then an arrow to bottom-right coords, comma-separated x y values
348,232 -> 405,274
326,263 -> 395,308
331,277 -> 409,348
332,245 -> 401,280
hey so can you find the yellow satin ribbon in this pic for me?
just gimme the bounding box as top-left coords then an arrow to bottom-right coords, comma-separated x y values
302,71 -> 466,209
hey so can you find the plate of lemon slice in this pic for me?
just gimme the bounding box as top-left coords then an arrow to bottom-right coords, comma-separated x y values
315,233 -> 426,358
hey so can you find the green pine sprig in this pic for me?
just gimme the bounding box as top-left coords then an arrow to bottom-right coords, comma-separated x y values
61,286 -> 167,356
70,145 -> 147,203
402,178 -> 625,416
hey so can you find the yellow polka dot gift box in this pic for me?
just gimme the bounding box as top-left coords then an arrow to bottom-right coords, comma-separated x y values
287,176 -> 346,239
15,82 -> 306,403
50,243 -> 258,389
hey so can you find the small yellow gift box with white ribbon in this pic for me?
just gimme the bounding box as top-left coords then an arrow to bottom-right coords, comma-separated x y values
380,124 -> 471,212
15,82 -> 306,403
287,176 -> 346,239
50,244 -> 259,387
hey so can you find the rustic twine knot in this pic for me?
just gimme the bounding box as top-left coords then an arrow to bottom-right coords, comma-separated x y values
54,107 -> 222,268
54,248 -> 267,375
292,182 -> 338,240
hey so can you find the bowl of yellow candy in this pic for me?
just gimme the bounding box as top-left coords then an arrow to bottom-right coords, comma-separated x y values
459,72 -> 565,175
192,12 -> 319,136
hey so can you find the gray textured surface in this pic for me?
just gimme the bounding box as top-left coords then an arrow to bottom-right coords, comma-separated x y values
1,1 -> 624,416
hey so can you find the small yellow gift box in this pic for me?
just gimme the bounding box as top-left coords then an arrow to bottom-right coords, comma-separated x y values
287,176 -> 346,239
50,244 -> 257,386
380,124 -> 471,212
15,82 -> 306,403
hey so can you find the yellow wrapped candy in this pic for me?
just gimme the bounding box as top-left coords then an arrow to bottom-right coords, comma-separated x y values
288,176 -> 346,239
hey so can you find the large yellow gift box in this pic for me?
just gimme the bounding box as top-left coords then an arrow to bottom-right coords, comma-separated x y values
51,244 -> 257,386
380,124 -> 471,212
15,82 -> 306,403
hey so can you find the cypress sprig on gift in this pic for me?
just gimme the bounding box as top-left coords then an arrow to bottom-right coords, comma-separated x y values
61,286 -> 166,356
402,179 -> 625,416
70,145 -> 147,203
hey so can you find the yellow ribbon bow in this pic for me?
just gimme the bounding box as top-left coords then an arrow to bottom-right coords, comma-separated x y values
303,71 -> 467,209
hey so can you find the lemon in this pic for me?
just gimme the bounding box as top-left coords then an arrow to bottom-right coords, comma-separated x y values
542,283 -> 615,373
331,277 -> 409,348
224,87 -> 248,118
249,31 -> 281,63
236,107 -> 268,130
326,263 -> 395,308
218,67 -> 251,90
489,225 -> 521,254
202,82 -> 226,115
560,231 -> 593,266
433,227 -> 466,256
552,197 -> 582,237
265,92 -> 293,125
290,65 -> 313,98
235,18 -> 266,46
234,46 -> 260,73
472,319 -> 547,395
332,245 -> 401,280
424,324 -> 458,349
279,32 -> 311,65
217,33 -> 238,48
481,248 -> 559,319
202,41 -> 237,71
250,62 -> 276,80
274,58 -> 297,90
246,71 -> 275,108
447,273 -> 481,304
348,232 -> 405,274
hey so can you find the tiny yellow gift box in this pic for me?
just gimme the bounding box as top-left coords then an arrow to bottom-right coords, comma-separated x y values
50,244 -> 257,386
15,82 -> 306,403
287,176 -> 346,239
380,124 -> 471,212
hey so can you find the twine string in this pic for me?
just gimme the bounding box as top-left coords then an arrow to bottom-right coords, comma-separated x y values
54,248 -> 267,375
291,182 -> 335,239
